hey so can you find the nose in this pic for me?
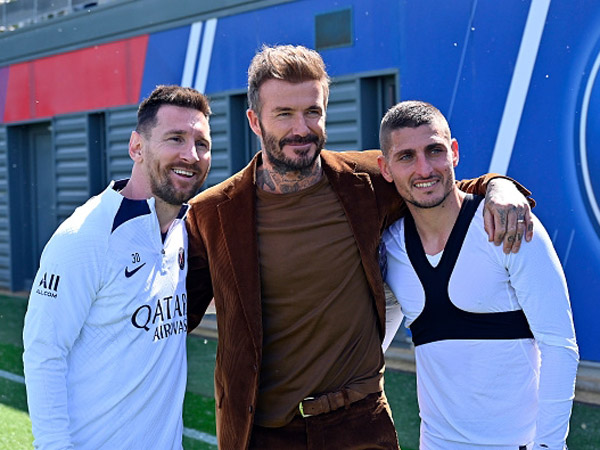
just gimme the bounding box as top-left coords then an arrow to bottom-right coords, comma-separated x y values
291,115 -> 310,136
414,154 -> 433,177
180,141 -> 201,164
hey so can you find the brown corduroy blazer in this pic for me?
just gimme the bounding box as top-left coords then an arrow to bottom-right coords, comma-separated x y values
185,149 -> 513,449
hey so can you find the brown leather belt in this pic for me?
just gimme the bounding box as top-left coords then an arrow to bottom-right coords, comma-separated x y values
298,389 -> 369,418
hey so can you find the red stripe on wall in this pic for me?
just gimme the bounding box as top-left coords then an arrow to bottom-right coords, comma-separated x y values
5,63 -> 33,122
4,35 -> 148,122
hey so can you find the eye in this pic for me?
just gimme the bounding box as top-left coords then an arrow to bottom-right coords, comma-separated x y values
196,141 -> 209,150
169,136 -> 184,143
397,152 -> 413,162
306,109 -> 321,117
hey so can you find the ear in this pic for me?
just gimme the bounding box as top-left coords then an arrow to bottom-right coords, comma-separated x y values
246,108 -> 262,138
129,131 -> 144,162
451,139 -> 459,167
377,154 -> 394,183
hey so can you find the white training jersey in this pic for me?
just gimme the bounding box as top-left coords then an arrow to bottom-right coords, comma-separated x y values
382,200 -> 579,450
23,180 -> 189,450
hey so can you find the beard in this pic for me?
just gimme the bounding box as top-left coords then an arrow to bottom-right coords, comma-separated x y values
149,163 -> 208,206
260,121 -> 326,172
401,174 -> 455,209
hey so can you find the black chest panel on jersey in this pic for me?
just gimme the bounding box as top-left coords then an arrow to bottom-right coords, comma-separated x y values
405,194 -> 533,347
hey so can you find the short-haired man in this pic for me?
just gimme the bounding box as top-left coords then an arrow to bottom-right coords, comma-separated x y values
186,45 -> 534,449
23,85 -> 212,449
378,101 -> 579,450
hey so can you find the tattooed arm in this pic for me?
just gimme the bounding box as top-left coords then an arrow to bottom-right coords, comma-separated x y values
484,178 -> 533,254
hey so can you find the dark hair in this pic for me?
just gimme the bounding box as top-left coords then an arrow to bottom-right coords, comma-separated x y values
379,100 -> 449,156
247,44 -> 330,115
136,85 -> 211,136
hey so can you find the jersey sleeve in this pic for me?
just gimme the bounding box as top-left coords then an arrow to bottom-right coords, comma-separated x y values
505,216 -> 579,449
23,226 -> 103,450
383,284 -> 404,352
380,235 -> 405,352
456,174 -> 535,207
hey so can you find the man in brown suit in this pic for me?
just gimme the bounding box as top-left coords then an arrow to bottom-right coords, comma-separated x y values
186,45 -> 533,450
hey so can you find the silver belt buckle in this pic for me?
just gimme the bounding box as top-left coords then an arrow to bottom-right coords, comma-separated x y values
298,396 -> 315,418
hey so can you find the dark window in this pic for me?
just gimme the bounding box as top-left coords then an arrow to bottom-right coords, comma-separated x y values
315,8 -> 353,51
88,113 -> 107,197
7,122 -> 56,290
229,94 -> 259,174
359,74 -> 397,149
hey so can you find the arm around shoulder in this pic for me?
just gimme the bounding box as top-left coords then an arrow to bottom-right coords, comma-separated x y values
185,206 -> 215,332
456,173 -> 533,206
458,174 -> 536,253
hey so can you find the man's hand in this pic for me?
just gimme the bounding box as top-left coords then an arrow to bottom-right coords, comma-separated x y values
483,178 -> 533,254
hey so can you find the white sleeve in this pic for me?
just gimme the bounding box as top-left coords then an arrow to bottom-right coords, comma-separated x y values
23,229 -> 101,450
383,283 -> 404,352
506,217 -> 579,450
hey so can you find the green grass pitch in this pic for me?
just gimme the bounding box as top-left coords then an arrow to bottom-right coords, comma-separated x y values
1,294 -> 599,450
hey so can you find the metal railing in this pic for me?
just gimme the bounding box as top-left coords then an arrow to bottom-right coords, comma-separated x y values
0,0 -> 117,32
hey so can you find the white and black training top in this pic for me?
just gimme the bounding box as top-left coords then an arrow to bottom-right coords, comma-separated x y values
24,180 -> 189,450
382,195 -> 579,450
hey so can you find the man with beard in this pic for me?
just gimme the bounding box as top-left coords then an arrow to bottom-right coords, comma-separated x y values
185,45 -> 534,450
23,85 -> 211,450
379,101 -> 578,450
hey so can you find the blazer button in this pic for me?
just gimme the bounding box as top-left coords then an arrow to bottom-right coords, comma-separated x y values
253,364 -> 258,372
249,405 -> 254,413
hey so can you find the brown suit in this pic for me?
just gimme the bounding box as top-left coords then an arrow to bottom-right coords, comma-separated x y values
186,149 -> 502,449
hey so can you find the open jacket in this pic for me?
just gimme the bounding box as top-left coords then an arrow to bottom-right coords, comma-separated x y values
186,149 -> 511,449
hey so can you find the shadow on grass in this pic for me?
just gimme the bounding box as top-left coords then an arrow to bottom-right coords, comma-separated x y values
0,377 -> 29,415
186,336 -> 217,398
0,295 -> 28,348
0,343 -> 24,375
0,340 -> 28,415
183,391 -> 216,435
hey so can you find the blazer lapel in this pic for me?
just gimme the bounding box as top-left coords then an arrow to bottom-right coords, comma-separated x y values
217,157 -> 263,348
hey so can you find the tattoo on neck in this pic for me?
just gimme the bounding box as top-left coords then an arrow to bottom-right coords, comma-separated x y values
257,161 -> 323,194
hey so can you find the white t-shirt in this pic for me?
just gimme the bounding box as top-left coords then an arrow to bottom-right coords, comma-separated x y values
382,200 -> 579,450
23,181 -> 189,450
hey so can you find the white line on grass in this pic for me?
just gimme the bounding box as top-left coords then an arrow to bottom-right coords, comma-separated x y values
0,368 -> 25,384
183,427 -> 218,446
0,369 -> 217,446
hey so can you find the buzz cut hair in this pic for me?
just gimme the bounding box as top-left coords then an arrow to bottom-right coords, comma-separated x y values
379,100 -> 450,157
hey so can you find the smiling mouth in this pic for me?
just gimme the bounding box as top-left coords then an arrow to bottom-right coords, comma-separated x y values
414,180 -> 438,188
280,134 -> 319,147
172,168 -> 195,178
287,143 -> 313,152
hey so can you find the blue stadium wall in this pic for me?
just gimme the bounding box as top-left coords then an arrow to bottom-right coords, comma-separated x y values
0,0 -> 598,362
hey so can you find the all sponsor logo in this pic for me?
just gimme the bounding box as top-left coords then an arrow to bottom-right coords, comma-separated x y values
578,40 -> 600,236
36,272 -> 60,298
